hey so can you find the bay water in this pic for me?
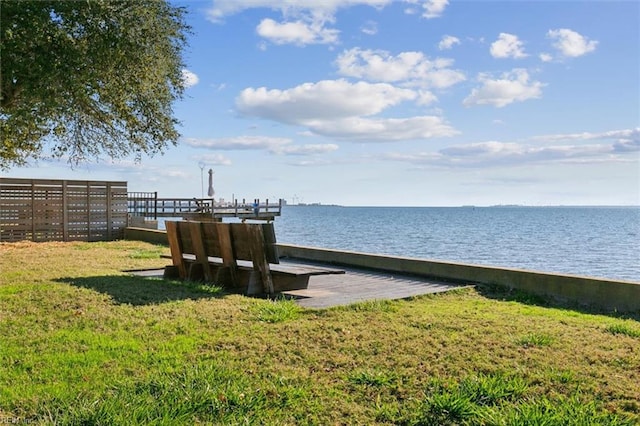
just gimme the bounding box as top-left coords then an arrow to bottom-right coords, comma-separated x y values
272,206 -> 640,283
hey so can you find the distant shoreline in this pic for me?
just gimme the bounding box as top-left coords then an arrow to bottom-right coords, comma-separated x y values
284,204 -> 640,209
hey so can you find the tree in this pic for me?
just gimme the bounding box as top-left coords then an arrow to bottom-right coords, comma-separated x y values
0,0 -> 190,169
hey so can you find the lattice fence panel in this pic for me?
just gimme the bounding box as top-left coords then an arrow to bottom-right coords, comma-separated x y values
0,178 -> 128,242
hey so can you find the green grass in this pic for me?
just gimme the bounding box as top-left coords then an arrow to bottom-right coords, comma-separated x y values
1,240 -> 639,424
606,323 -> 640,338
516,332 -> 555,348
401,374 -> 632,425
341,298 -> 399,313
347,369 -> 397,387
127,246 -> 166,259
249,297 -> 303,323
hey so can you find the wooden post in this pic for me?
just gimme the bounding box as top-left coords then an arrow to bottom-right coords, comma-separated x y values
106,182 -> 112,241
216,222 -> 238,287
30,180 -> 35,240
62,181 -> 69,241
166,221 -> 187,278
153,191 -> 158,220
245,223 -> 274,295
189,221 -> 214,282
86,182 -> 91,241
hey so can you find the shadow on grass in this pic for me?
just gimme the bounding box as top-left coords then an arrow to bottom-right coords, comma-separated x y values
475,283 -> 640,320
57,275 -> 227,306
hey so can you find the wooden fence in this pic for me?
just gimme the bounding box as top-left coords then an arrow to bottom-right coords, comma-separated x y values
0,178 -> 128,242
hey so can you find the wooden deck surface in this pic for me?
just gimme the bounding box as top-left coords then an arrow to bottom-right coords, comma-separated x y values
131,260 -> 467,309
279,260 -> 466,308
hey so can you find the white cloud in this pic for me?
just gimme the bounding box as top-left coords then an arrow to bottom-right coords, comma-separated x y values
361,20 -> 378,35
613,138 -> 640,153
206,1 -> 449,45
381,128 -> 640,169
463,69 -> 544,108
438,35 -> 460,50
206,0 -> 391,45
441,141 -> 615,166
531,128 -> 640,152
236,79 -> 458,141
534,129 -> 635,142
490,33 -> 527,59
417,90 -> 438,106
547,29 -> 598,58
181,69 -> 199,88
184,135 -> 290,151
183,135 -> 338,156
335,48 -> 465,88
383,136 -> 637,169
207,0 -> 392,23
237,79 -> 416,123
274,143 -> 339,155
285,158 -> 338,167
192,153 -> 233,166
539,53 -> 553,62
427,67 -> 466,89
308,116 -> 459,141
256,18 -> 339,45
95,160 -> 194,180
421,0 -> 449,19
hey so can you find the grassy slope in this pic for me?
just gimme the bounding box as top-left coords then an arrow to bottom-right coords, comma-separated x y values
0,240 -> 639,425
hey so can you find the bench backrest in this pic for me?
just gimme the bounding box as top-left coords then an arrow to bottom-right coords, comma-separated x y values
166,220 -> 280,294
168,221 -> 279,263
230,222 -> 278,263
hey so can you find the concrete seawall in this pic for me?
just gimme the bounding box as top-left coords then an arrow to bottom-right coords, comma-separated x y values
277,244 -> 640,313
124,227 -> 640,313
125,227 -> 168,245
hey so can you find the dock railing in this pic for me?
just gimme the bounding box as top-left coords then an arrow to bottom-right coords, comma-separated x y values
128,192 -> 158,219
127,195 -> 283,221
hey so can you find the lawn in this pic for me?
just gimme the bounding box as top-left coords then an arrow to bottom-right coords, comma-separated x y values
1,240 -> 639,425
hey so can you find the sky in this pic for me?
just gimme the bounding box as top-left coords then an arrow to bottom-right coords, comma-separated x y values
4,0 -> 640,206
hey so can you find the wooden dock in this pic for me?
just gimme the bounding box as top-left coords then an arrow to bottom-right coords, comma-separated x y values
128,194 -> 283,221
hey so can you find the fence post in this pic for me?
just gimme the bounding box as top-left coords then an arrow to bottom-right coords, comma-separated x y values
106,182 -> 112,240
86,182 -> 91,241
63,181 -> 69,241
154,191 -> 158,220
30,180 -> 35,240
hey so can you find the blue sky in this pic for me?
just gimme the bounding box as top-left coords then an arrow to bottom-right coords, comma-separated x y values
5,0 -> 640,206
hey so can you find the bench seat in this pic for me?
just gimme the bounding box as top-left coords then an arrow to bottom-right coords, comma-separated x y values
164,221 -> 344,295
164,253 -> 344,292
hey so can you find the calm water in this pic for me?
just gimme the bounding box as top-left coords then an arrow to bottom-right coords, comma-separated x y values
271,206 -> 640,282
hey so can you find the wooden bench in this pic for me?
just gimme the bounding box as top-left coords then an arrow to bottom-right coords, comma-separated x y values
164,220 -> 344,295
